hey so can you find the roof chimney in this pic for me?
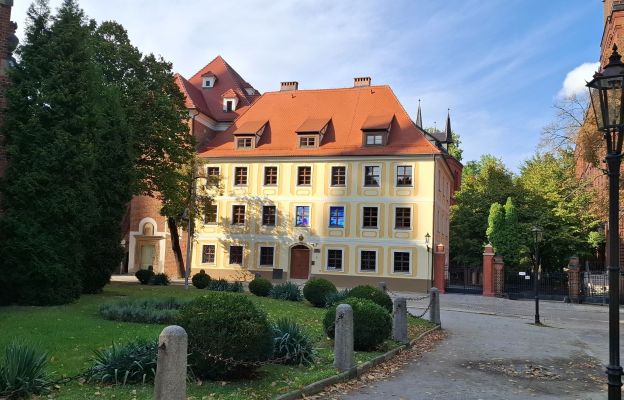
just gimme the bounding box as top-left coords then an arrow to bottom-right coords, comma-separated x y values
354,77 -> 371,87
280,81 -> 299,91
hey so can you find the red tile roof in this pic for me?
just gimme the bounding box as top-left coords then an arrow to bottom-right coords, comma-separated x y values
175,55 -> 259,122
198,85 -> 441,158
221,88 -> 238,99
296,117 -> 331,133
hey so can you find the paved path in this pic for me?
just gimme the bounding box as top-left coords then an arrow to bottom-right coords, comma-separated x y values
341,294 -> 612,400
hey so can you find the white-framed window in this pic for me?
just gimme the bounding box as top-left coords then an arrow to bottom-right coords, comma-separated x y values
394,206 -> 412,230
259,246 -> 275,267
263,166 -> 278,186
364,165 -> 381,187
326,249 -> 343,271
295,205 -> 310,227
206,166 -> 220,187
234,166 -> 248,186
262,205 -> 277,226
201,244 -> 216,264
236,137 -> 253,150
297,166 -> 312,186
392,250 -> 411,274
204,203 -> 218,225
362,206 -> 379,229
331,165 -> 347,186
202,76 -> 215,88
231,205 -> 246,225
299,136 -> 317,148
229,245 -> 243,265
359,249 -> 377,273
396,165 -> 413,186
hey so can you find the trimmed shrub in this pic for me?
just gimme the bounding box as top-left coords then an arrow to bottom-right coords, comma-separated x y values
135,269 -> 154,285
84,339 -> 158,385
323,298 -> 392,351
191,270 -> 211,289
99,298 -> 188,324
0,342 -> 51,398
206,278 -> 244,292
325,288 -> 352,307
303,278 -> 337,307
178,292 -> 273,379
347,285 -> 393,313
149,273 -> 170,286
249,277 -> 273,297
269,282 -> 303,301
272,318 -> 317,366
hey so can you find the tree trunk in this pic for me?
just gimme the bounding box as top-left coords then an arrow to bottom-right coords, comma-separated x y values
167,217 -> 185,277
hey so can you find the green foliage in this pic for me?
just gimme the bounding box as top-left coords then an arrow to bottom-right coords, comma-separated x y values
178,292 -> 273,379
448,131 -> 463,161
323,298 -> 392,351
149,273 -> 170,286
0,341 -> 51,399
303,278 -> 337,307
249,277 -> 273,297
83,339 -> 157,385
191,270 -> 211,289
99,298 -> 187,324
206,279 -> 244,293
450,155 -> 519,267
347,285 -> 392,313
324,288 -> 352,307
272,318 -> 317,366
135,269 -> 155,285
486,198 -> 523,266
270,282 -> 303,301
588,231 -> 606,250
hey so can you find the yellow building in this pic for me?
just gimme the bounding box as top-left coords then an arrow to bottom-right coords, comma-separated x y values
190,78 -> 461,291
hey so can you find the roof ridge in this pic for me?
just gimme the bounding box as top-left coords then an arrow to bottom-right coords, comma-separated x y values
262,85 -> 391,95
188,54 -> 223,82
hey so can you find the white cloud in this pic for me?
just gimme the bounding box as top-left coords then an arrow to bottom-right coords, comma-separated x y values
558,62 -> 600,98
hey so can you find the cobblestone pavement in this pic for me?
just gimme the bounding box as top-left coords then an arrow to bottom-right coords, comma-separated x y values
340,293 -> 613,400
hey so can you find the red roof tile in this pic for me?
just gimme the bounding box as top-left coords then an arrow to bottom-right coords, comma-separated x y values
361,114 -> 394,131
233,120 -> 267,135
198,85 -> 440,158
221,88 -> 238,99
296,117 -> 331,133
175,56 -> 259,122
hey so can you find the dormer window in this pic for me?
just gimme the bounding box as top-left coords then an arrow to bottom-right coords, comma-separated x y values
361,114 -> 393,147
365,133 -> 384,146
245,88 -> 255,95
222,88 -> 239,112
202,72 -> 216,88
299,136 -> 317,148
236,137 -> 254,150
225,100 -> 234,112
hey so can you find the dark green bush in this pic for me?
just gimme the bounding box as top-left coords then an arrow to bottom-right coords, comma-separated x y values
178,292 -> 273,379
135,269 -> 154,285
347,285 -> 392,312
323,298 -> 392,351
0,342 -> 51,398
270,282 -> 303,301
191,270 -> 211,289
303,278 -> 337,307
272,318 -> 317,366
84,339 -> 158,385
149,273 -> 170,286
206,278 -> 243,292
99,298 -> 188,324
325,288 -> 352,307
249,277 -> 273,297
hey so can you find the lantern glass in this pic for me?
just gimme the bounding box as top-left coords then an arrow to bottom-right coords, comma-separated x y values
531,227 -> 543,243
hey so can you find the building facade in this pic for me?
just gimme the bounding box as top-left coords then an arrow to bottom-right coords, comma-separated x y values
189,79 -> 461,291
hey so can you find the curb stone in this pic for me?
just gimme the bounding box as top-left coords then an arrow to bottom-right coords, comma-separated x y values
273,324 -> 441,400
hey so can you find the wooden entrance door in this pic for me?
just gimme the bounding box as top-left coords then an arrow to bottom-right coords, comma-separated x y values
290,245 -> 310,279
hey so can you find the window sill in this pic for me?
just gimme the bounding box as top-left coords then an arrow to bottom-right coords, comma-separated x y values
262,184 -> 278,187
325,268 -> 343,272
296,184 -> 312,187
363,185 -> 380,188
361,226 -> 379,230
329,225 -> 345,229
259,264 -> 274,268
393,227 -> 412,231
295,225 -> 310,228
396,185 -> 413,188
330,184 -> 346,188
358,269 -> 377,273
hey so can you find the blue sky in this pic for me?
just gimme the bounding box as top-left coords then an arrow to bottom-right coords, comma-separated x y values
11,0 -> 603,171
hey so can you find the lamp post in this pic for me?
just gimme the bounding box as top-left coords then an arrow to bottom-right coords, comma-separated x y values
531,226 -> 542,325
425,232 -> 431,292
587,44 -> 624,399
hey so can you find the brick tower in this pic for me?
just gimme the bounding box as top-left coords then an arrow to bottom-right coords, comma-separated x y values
123,56 -> 259,277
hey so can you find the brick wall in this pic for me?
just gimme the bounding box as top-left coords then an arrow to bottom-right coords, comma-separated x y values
0,0 -> 16,180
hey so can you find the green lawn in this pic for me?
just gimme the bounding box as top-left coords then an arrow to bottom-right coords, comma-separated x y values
0,282 -> 434,400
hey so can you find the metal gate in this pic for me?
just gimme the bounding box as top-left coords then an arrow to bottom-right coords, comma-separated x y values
505,271 -> 569,301
445,265 -> 483,294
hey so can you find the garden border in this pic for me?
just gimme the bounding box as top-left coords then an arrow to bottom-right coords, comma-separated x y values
274,324 -> 441,400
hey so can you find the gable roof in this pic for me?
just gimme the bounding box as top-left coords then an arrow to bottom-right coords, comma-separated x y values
175,55 -> 259,122
198,85 -> 441,158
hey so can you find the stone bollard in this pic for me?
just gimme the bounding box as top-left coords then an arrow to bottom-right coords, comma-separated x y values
333,304 -> 355,372
378,281 -> 387,293
392,297 -> 408,344
429,288 -> 441,326
154,325 -> 188,400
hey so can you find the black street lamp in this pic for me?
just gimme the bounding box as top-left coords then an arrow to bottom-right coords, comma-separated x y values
587,44 -> 624,399
531,226 -> 543,325
425,233 -> 431,292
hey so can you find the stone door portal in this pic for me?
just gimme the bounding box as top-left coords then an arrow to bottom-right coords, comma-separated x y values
290,245 -> 310,279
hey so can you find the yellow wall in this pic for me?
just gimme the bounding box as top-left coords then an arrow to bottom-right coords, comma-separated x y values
191,156 -> 443,281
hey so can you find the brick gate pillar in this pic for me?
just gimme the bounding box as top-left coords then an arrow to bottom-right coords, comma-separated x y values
567,256 -> 581,303
482,244 -> 495,297
493,255 -> 504,297
433,244 -> 445,294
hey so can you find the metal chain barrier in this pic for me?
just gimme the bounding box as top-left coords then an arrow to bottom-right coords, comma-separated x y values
385,289 -> 432,318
